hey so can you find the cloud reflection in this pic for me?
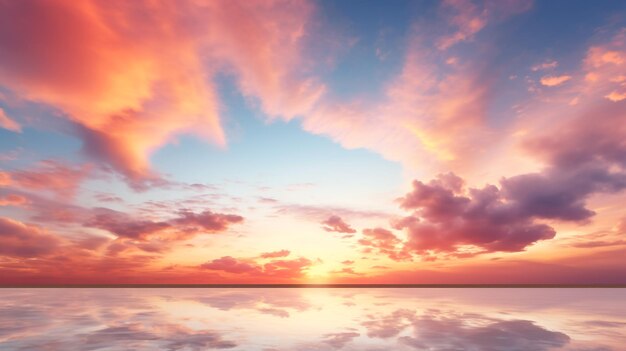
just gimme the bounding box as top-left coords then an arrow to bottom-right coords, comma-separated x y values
0,288 -> 624,350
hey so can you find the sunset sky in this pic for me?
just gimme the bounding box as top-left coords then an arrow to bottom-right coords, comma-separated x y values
0,0 -> 625,284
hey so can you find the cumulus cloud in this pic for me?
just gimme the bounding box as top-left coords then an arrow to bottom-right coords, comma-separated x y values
322,215 -> 356,234
394,174 -> 556,255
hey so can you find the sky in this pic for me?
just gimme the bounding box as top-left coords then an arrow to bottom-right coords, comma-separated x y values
0,0 -> 625,284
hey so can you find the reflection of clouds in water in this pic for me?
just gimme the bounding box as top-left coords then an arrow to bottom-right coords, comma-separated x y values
0,289 -> 624,350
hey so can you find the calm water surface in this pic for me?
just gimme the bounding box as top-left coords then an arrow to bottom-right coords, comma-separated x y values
0,288 -> 624,350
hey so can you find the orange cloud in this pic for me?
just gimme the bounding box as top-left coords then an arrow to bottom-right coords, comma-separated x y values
0,194 -> 28,207
260,250 -> 291,259
0,172 -> 11,186
531,60 -> 558,71
540,75 -> 572,87
0,0 -> 321,186
605,91 -> 626,102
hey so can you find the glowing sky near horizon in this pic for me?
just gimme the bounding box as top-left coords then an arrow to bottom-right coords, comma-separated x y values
0,0 -> 625,284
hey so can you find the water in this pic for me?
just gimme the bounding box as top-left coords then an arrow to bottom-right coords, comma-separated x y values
0,288 -> 624,350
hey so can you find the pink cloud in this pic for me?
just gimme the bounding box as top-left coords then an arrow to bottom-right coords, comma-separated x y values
605,91 -> 626,102
0,194 -> 28,207
7,160 -> 92,199
358,228 -> 411,261
0,217 -> 61,257
322,332 -> 360,349
531,60 -> 558,71
86,207 -> 243,241
0,107 -> 20,132
437,0 -> 532,50
322,215 -> 356,234
540,75 -> 572,86
201,256 -> 313,280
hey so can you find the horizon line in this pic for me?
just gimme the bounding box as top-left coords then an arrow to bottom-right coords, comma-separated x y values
1,284 -> 625,288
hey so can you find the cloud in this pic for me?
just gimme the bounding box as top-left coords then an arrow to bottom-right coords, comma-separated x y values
276,204 -> 389,221
86,208 -> 171,240
322,215 -> 356,234
200,256 -> 313,280
605,91 -> 626,102
359,79 -> 626,259
358,227 -> 411,261
531,60 -> 558,71
0,107 -> 20,132
0,217 -> 61,257
172,210 -> 244,233
436,0 -> 532,50
86,207 -> 243,240
301,13 -> 505,173
0,0 -> 322,186
0,194 -> 27,207
321,332 -> 360,349
200,256 -> 260,274
260,250 -> 291,259
4,160 -> 92,199
540,75 -> 572,86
